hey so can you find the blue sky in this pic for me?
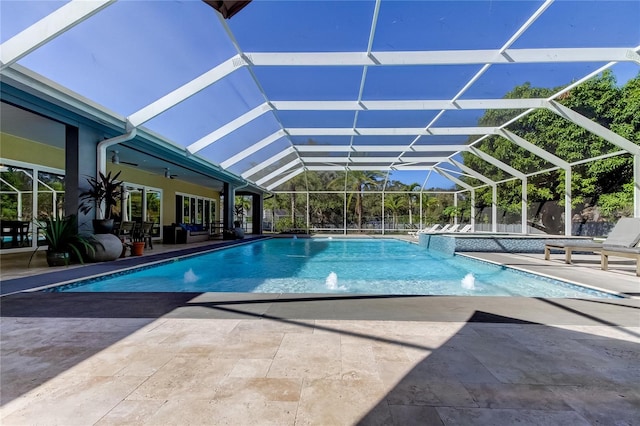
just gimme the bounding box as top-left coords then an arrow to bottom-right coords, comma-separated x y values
1,0 -> 639,190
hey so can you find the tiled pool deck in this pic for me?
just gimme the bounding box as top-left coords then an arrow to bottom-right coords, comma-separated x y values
1,236 -> 638,425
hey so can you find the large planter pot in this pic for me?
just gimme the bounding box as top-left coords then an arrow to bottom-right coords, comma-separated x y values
46,251 -> 70,267
131,241 -> 145,256
86,233 -> 122,262
93,219 -> 114,234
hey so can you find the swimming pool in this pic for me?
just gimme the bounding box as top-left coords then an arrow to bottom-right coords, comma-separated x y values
51,238 -> 618,298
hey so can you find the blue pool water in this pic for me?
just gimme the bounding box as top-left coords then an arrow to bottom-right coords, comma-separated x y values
55,238 -> 617,298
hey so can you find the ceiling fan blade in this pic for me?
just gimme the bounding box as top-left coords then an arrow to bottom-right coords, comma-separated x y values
121,161 -> 139,167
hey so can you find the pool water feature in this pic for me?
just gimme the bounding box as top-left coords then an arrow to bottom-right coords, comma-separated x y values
54,238 -> 618,298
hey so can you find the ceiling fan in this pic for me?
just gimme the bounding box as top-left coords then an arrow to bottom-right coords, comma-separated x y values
111,150 -> 138,167
164,168 -> 178,179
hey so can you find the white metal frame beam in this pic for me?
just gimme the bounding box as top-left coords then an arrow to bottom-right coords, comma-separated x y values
256,159 -> 301,186
500,129 -> 572,235
287,127 -> 499,136
300,156 -> 449,164
294,144 -> 469,153
187,103 -> 272,154
271,99 -> 547,111
265,167 -> 305,191
127,56 -> 243,129
434,167 -> 476,229
450,159 -> 498,232
245,48 -> 637,67
468,146 -> 529,233
545,100 -> 640,217
0,0 -> 115,71
220,130 -> 287,169
241,147 -> 296,179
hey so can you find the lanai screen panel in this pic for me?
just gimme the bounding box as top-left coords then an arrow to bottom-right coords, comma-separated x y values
1,0 -> 638,192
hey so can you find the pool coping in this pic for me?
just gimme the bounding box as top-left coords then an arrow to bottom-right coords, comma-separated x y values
0,236 -> 270,296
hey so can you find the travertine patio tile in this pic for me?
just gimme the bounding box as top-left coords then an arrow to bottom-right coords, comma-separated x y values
144,399 -> 298,425
436,407 -> 591,426
126,355 -> 236,400
463,383 -> 574,410
178,331 -> 284,358
549,385 -> 640,426
2,314 -> 637,425
94,399 -> 167,425
267,356 -> 342,380
375,360 -> 420,388
372,341 -> 412,362
296,378 -> 392,425
386,376 -> 477,408
213,377 -> 302,402
234,318 -> 315,334
554,325 -> 640,343
65,345 -> 177,377
388,405 -> 445,426
275,333 -> 341,359
229,358 -> 273,378
410,346 -> 500,384
1,375 -> 147,425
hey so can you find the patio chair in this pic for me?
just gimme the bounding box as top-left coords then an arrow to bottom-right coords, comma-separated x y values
408,224 -> 440,237
457,224 -> 473,233
544,217 -> 640,264
116,221 -> 135,243
439,224 -> 459,233
600,245 -> 640,276
435,224 -> 452,233
140,221 -> 154,249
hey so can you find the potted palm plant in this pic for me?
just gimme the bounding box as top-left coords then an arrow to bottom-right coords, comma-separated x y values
29,215 -> 95,267
79,171 -> 123,233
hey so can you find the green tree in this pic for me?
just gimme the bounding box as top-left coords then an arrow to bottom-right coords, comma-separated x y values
462,71 -> 640,232
330,171 -> 384,229
384,194 -> 408,229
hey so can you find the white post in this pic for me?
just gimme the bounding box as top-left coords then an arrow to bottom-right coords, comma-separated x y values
381,192 -> 385,235
343,192 -> 347,235
470,190 -> 476,230
635,155 -> 640,217
521,177 -> 528,234
492,184 -> 498,233
565,167 -> 572,236
453,193 -> 458,225
419,192 -> 423,230
306,191 -> 310,231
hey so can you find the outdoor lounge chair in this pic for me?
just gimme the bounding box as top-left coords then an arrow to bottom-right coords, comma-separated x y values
409,224 -> 441,237
457,224 -> 473,233
544,217 -> 640,264
601,246 -> 640,276
439,224 -> 459,233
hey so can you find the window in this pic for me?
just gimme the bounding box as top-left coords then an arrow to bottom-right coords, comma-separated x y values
176,193 -> 216,228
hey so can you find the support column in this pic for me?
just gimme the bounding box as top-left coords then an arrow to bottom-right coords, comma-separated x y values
565,168 -> 572,236
635,155 -> 640,218
343,193 -> 347,235
64,125 -> 80,219
521,177 -> 528,234
306,191 -> 310,231
470,190 -> 476,230
251,193 -> 263,234
381,192 -> 385,235
223,183 -> 235,230
453,193 -> 458,225
492,185 -> 498,233
419,192 -> 423,230
66,124 -> 98,233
